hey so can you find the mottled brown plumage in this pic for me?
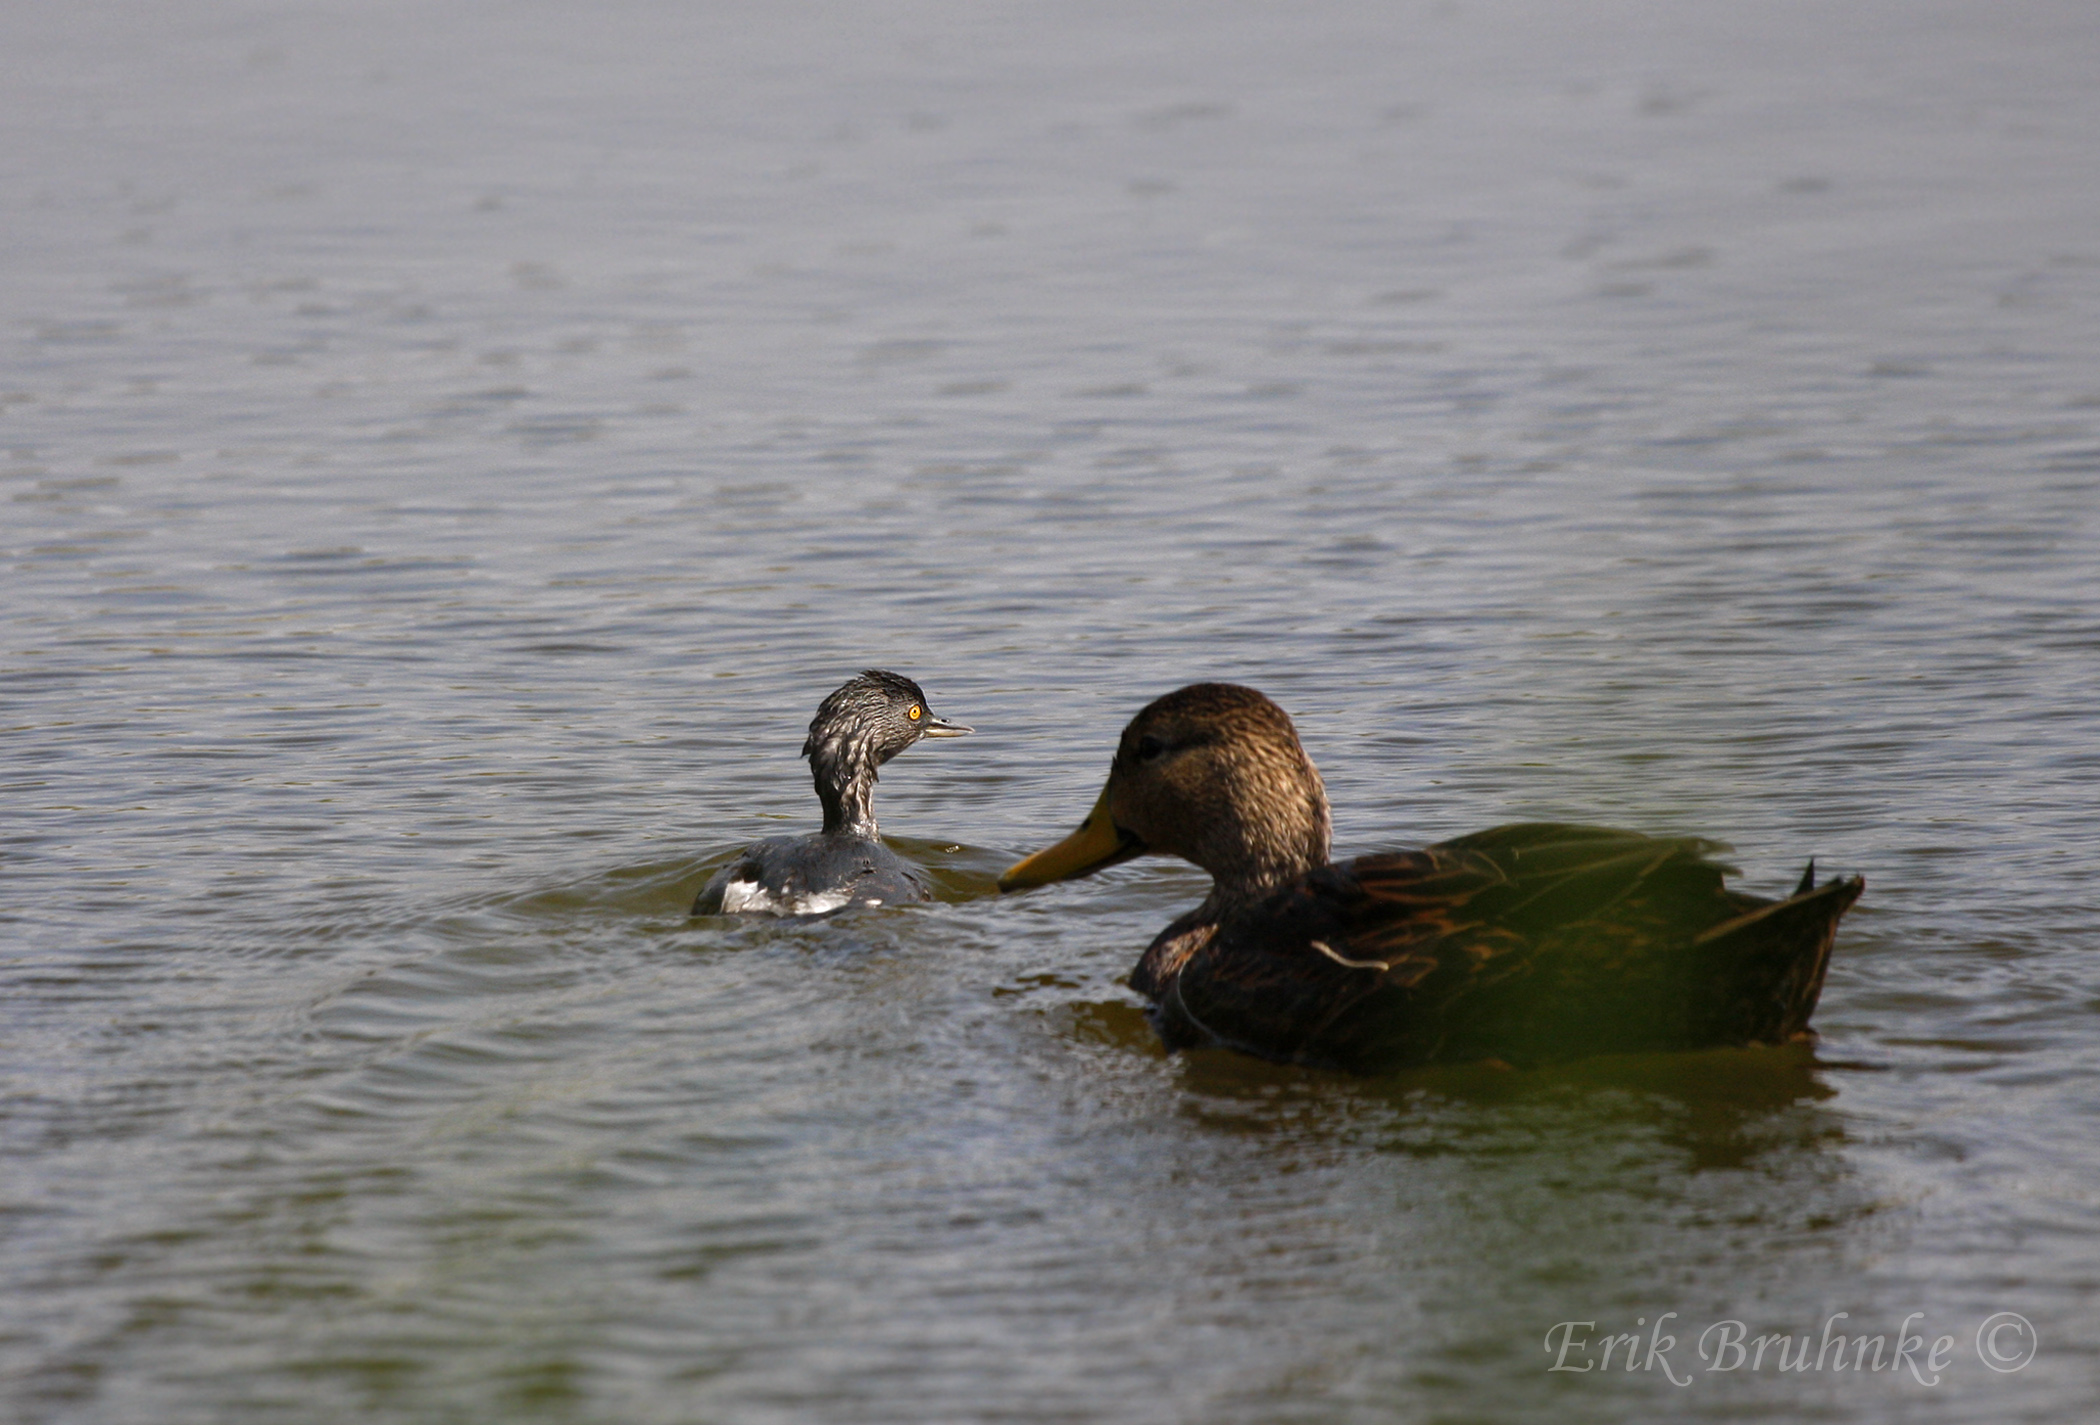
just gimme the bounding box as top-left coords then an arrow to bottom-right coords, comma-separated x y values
1000,684 -> 1862,1073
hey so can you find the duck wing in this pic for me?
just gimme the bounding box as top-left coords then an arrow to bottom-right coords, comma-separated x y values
1157,823 -> 1860,1070
1350,822 -> 1739,957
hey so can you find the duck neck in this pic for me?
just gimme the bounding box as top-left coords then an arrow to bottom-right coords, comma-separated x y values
1196,781 -> 1332,912
809,737 -> 882,839
1201,848 -> 1319,914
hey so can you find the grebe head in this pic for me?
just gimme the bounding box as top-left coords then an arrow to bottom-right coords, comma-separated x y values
803,670 -> 971,837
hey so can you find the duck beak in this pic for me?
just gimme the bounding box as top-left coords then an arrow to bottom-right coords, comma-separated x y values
998,783 -> 1144,891
919,714 -> 973,738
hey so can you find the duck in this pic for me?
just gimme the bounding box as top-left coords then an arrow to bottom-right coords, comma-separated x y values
693,670 -> 972,916
998,683 -> 1862,1072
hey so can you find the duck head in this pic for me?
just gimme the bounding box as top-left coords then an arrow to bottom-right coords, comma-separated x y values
805,669 -> 971,837
999,683 -> 1331,902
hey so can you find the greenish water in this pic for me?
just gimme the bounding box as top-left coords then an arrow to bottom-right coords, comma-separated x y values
5,1 -> 2098,1420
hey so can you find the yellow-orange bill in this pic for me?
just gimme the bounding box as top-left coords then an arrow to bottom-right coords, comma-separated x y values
997,784 -> 1142,891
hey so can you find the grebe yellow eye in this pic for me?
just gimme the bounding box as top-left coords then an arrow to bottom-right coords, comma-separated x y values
908,705 -> 922,721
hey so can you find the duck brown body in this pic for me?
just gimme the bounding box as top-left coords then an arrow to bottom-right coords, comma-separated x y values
1130,822 -> 1858,1072
1001,684 -> 1862,1073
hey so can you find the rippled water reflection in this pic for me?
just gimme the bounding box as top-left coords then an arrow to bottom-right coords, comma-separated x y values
6,0 -> 2099,1420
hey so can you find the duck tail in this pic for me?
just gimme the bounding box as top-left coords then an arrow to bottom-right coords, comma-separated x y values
1794,859 -> 1816,896
1691,874 -> 1863,1042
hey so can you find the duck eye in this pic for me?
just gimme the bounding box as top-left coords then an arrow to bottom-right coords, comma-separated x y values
1135,734 -> 1167,761
908,705 -> 922,721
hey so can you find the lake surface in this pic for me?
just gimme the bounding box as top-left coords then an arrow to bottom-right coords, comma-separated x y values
5,1 -> 2098,1420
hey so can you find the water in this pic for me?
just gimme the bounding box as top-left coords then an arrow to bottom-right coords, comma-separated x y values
6,0 -> 2099,1419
